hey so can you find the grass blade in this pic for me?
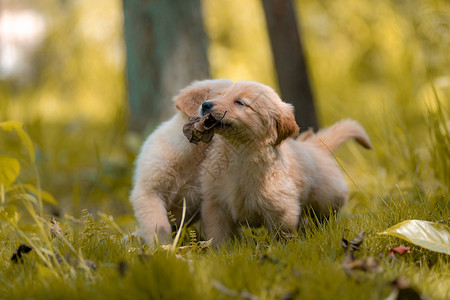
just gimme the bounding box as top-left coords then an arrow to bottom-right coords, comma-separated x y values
171,198 -> 187,253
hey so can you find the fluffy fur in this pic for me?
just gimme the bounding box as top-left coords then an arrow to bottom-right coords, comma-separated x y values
130,79 -> 233,246
199,80 -> 372,246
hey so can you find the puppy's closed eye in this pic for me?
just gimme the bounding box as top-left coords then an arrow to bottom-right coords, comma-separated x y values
234,98 -> 245,106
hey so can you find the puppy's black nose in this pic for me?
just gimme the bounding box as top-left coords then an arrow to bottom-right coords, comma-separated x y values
201,102 -> 214,114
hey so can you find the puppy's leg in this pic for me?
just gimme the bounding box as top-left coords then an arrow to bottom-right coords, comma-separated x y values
265,208 -> 299,239
131,187 -> 172,246
201,199 -> 234,247
281,207 -> 301,233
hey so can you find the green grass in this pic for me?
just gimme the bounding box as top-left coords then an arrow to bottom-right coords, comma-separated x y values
1,100 -> 449,299
0,193 -> 448,299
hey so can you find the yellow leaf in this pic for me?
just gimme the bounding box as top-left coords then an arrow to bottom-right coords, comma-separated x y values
0,121 -> 35,163
0,156 -> 20,188
16,127 -> 35,163
7,184 -> 58,206
0,121 -> 23,132
19,184 -> 58,206
379,219 -> 450,255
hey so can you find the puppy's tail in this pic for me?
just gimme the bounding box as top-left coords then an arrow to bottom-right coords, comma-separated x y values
298,120 -> 373,153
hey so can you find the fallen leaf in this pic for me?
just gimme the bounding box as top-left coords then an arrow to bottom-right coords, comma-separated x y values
11,244 -> 33,263
342,253 -> 382,275
341,231 -> 366,253
341,231 -> 383,277
379,220 -> 450,255
389,245 -> 411,257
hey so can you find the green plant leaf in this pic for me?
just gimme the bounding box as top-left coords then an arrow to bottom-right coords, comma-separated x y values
0,156 -> 20,188
0,121 -> 35,163
21,184 -> 57,205
379,220 -> 450,255
6,184 -> 58,206
0,121 -> 23,132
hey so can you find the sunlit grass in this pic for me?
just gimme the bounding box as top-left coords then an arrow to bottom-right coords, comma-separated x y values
1,185 -> 448,299
1,89 -> 449,299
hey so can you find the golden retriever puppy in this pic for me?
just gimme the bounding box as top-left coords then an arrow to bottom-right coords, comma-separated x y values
130,79 -> 233,246
199,80 -> 372,246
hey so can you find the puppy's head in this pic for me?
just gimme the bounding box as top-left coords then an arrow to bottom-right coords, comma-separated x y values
174,79 -> 233,117
202,80 -> 299,146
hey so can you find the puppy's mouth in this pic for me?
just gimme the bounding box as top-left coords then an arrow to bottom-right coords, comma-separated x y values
203,111 -> 227,129
183,111 -> 228,144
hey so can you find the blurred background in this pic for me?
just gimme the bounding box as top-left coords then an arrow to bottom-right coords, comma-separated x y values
0,0 -> 448,224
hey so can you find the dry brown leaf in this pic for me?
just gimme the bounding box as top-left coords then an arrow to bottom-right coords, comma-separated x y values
389,245 -> 411,257
183,114 -> 217,144
183,112 -> 227,144
342,254 -> 382,274
341,230 -> 366,253
11,244 -> 33,263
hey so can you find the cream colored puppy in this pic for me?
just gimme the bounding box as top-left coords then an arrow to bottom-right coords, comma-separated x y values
199,80 -> 372,246
130,79 -> 233,246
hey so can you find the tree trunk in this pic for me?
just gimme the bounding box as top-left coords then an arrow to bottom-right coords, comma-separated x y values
261,0 -> 318,130
123,0 -> 210,132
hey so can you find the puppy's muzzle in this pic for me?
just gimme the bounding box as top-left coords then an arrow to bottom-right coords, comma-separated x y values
201,101 -> 214,116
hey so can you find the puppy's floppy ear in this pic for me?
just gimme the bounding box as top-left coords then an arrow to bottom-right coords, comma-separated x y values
273,103 -> 300,146
174,85 -> 210,117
